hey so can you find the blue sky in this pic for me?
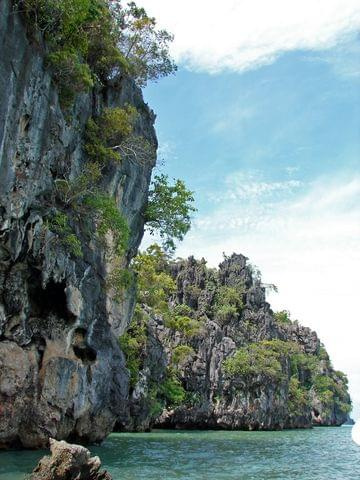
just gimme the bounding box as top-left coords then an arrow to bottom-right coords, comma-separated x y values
141,1 -> 360,419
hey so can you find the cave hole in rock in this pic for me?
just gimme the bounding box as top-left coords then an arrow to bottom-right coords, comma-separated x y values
72,327 -> 97,364
29,274 -> 71,320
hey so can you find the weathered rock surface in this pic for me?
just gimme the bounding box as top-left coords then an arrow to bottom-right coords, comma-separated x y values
30,438 -> 112,480
0,0 -> 156,448
118,254 -> 351,431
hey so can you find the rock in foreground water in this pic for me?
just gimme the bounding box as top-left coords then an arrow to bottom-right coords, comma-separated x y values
30,439 -> 112,480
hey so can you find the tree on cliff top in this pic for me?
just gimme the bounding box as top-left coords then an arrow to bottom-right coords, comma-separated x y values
109,0 -> 177,86
15,0 -> 177,103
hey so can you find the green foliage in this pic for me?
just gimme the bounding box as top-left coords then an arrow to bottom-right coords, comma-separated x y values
313,373 -> 351,415
172,304 -> 194,317
47,49 -> 94,107
148,384 -> 164,418
145,174 -> 196,251
133,245 -> 202,336
16,0 -> 107,104
84,193 -> 130,254
48,211 -> 83,257
84,106 -> 138,164
16,0 -> 176,107
288,377 -> 311,416
172,345 -> 194,366
224,340 -> 303,381
318,346 -> 330,361
54,162 -> 102,206
273,310 -> 292,326
107,266 -> 134,301
158,369 -> 186,407
164,314 -> 203,338
214,305 -> 237,324
261,339 -> 300,357
290,352 -> 317,379
224,343 -> 284,381
184,391 -> 202,407
109,1 -> 177,86
132,244 -> 175,312
119,306 -> 147,387
213,285 -> 244,324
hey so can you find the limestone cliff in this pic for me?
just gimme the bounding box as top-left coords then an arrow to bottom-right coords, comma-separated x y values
118,254 -> 351,431
0,0 -> 156,448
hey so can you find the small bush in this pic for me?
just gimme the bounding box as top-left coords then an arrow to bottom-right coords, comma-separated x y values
119,307 -> 147,387
148,385 -> 164,418
47,49 -> 94,107
165,314 -> 203,338
172,304 -> 193,317
213,285 -> 244,324
84,106 -> 138,164
107,265 -> 134,302
54,162 -> 102,206
159,370 -> 186,407
215,304 -> 238,324
172,345 -> 194,366
84,193 -> 130,254
48,211 -> 83,258
288,376 -> 311,416
273,310 -> 292,325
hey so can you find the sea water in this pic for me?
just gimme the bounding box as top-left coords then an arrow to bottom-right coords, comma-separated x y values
1,427 -> 359,480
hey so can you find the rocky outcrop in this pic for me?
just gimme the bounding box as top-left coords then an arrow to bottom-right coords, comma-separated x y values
0,0 -> 156,448
119,254 -> 351,431
30,438 -> 112,480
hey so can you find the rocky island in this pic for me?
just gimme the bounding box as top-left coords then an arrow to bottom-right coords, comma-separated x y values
0,0 -> 351,452
117,250 -> 351,432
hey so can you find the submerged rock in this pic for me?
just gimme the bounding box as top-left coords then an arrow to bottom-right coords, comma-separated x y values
30,438 -> 112,480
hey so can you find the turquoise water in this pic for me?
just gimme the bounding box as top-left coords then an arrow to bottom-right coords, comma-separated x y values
0,427 -> 359,479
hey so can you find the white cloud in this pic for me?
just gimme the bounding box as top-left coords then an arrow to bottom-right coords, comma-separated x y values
140,0 -> 360,73
213,171 -> 303,201
173,172 -> 360,418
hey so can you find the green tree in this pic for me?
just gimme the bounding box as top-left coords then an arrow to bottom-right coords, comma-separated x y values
109,1 -> 177,86
145,174 -> 196,251
132,244 -> 175,312
84,105 -> 138,164
213,285 -> 244,324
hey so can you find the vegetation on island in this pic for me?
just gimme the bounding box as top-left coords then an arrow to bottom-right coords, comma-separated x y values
224,335 -> 351,419
15,0 -> 176,106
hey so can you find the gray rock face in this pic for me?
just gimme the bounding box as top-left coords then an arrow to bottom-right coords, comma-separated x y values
120,254 -> 351,431
30,438 -> 112,480
0,1 -> 156,448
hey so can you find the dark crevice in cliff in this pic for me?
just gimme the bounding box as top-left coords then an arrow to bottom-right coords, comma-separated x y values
29,275 -> 72,322
72,327 -> 97,365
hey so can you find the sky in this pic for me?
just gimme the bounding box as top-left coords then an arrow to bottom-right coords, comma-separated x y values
140,0 -> 360,419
